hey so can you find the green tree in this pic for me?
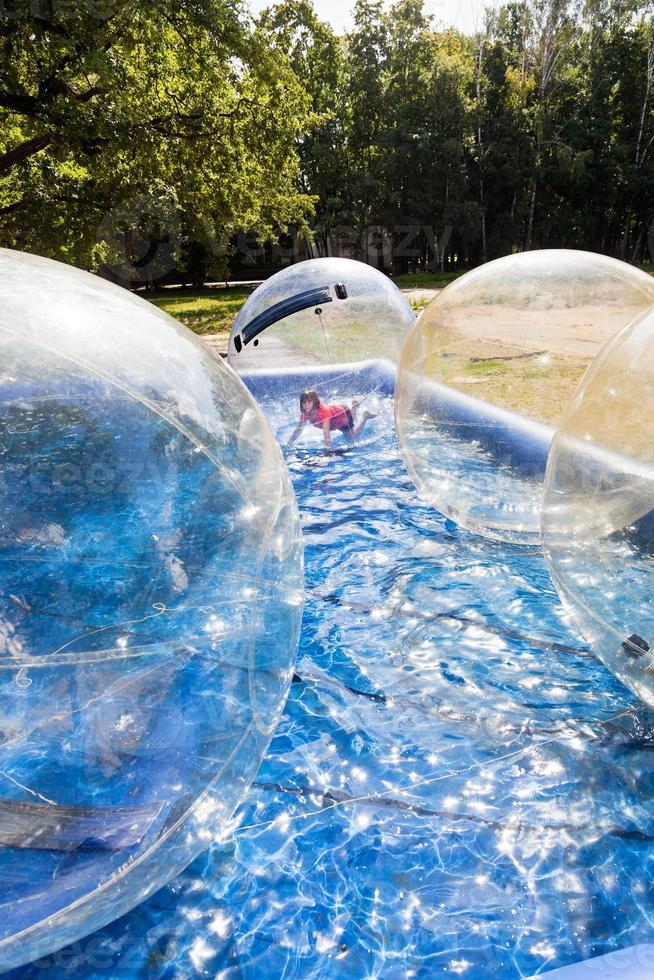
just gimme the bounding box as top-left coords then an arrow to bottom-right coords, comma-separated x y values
471,4 -> 534,260
0,0 -> 314,276
613,11 -> 654,259
341,0 -> 390,262
257,0 -> 346,257
382,1 -> 472,271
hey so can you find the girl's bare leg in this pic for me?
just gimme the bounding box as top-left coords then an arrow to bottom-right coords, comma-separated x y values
351,410 -> 376,439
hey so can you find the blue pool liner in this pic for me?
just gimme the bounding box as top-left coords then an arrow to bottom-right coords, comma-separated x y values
537,944 -> 654,978
241,357 -> 553,480
240,358 -> 397,403
241,359 -> 654,979
4,358 -> 653,973
240,359 -> 654,546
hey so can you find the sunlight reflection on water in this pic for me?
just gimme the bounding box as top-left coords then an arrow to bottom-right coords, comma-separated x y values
12,394 -> 654,980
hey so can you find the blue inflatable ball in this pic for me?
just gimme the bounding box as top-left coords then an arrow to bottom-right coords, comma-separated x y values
228,257 -> 415,374
0,249 -> 303,970
543,301 -> 654,708
395,249 -> 654,544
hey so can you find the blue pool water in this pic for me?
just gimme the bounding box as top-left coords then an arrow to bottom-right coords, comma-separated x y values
8,393 -> 654,979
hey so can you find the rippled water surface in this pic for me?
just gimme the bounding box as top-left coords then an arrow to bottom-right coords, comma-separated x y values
11,393 -> 654,979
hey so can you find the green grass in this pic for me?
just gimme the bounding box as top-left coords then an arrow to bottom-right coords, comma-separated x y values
392,271 -> 462,289
145,286 -> 251,336
428,343 -> 590,425
397,264 -> 654,289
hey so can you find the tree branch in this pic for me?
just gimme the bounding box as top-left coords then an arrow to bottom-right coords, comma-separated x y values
0,200 -> 24,216
0,134 -> 54,174
66,84 -> 106,104
0,91 -> 39,116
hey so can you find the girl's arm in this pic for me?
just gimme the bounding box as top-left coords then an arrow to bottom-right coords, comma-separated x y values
322,418 -> 333,450
287,419 -> 306,446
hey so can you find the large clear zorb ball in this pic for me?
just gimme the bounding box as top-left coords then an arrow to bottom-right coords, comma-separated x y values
395,250 -> 654,544
542,302 -> 654,708
228,257 -> 415,373
0,249 -> 303,971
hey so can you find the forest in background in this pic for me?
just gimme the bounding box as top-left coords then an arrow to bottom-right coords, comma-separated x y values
1,0 -> 653,282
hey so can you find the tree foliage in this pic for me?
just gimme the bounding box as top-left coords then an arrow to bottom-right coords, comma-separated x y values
268,0 -> 654,268
0,0 -> 314,274
1,0 -> 654,276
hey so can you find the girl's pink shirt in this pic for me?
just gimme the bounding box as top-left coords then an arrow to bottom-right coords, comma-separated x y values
301,404 -> 348,431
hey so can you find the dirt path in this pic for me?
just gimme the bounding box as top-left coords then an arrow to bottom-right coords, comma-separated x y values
202,333 -> 230,358
403,287 -> 439,308
203,333 -> 326,367
201,296 -> 633,364
446,301 -> 647,359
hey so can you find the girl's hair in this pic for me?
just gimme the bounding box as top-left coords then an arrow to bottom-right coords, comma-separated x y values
300,389 -> 321,411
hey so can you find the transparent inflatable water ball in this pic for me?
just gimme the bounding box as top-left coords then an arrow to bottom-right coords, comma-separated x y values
543,302 -> 654,708
0,249 -> 303,971
395,250 -> 654,543
228,257 -> 415,373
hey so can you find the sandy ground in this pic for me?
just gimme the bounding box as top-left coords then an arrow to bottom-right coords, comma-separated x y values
205,333 -> 326,368
444,301 -> 648,359
403,287 -> 439,308
202,334 -> 230,358
429,298 -> 654,424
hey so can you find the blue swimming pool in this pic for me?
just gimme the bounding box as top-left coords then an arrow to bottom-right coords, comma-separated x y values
7,389 -> 654,979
